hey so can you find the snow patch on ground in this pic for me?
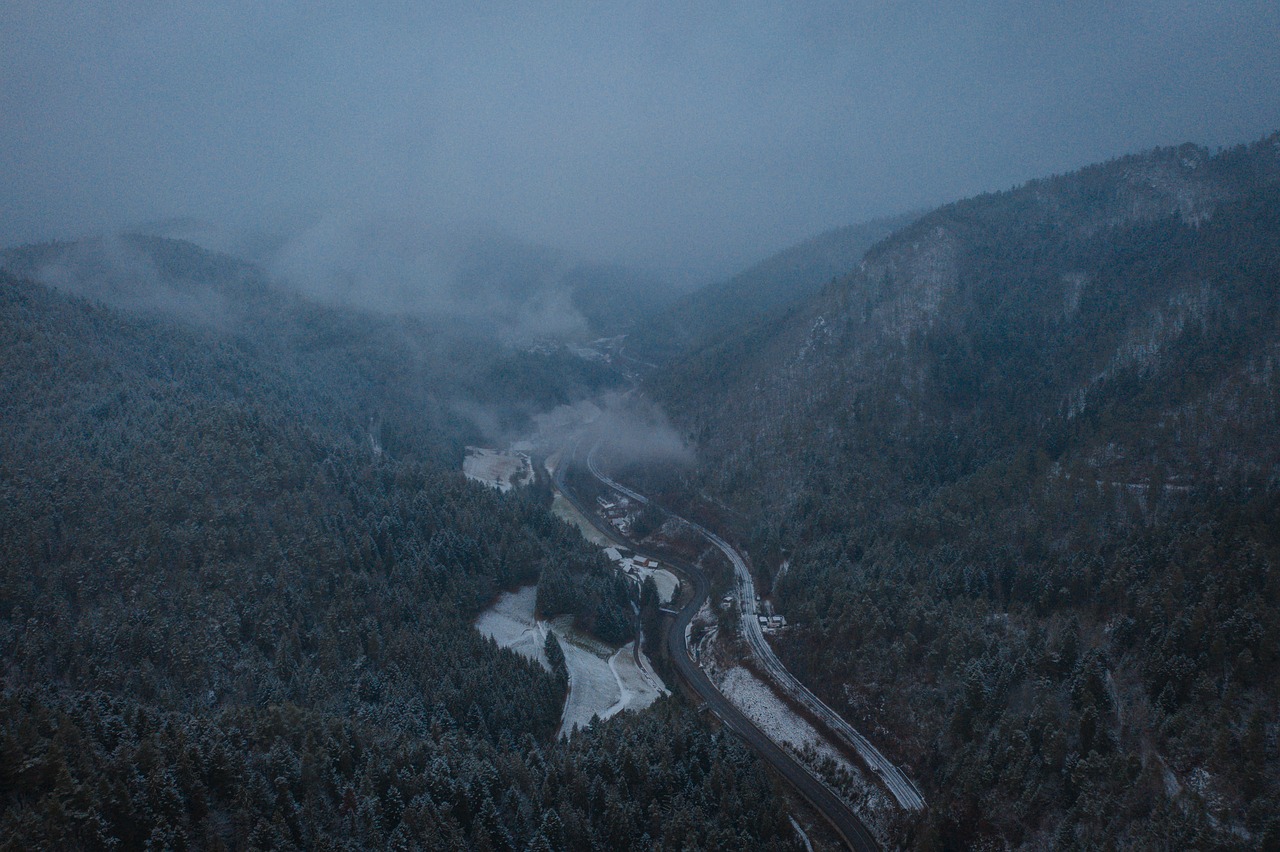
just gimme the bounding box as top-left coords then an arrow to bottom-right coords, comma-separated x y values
712,664 -> 894,843
464,446 -> 532,492
789,816 -> 815,852
719,667 -> 854,771
551,492 -> 613,546
475,585 -> 668,737
609,641 -> 669,714
552,619 -> 669,736
555,625 -> 621,734
474,586 -> 548,670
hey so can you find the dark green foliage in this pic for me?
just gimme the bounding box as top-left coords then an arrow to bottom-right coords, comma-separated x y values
630,501 -> 667,540
537,560 -> 634,646
0,694 -> 800,851
0,262 -> 791,849
652,134 -> 1280,847
544,632 -> 568,691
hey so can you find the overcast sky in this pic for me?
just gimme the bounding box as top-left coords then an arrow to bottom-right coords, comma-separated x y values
4,1 -> 1279,281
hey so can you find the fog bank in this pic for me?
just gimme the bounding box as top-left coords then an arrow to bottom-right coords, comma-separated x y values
5,3 -> 1279,282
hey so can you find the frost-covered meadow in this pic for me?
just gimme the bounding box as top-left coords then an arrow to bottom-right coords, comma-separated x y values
475,585 -> 548,669
464,447 -> 533,491
475,585 -> 668,737
712,663 -> 893,842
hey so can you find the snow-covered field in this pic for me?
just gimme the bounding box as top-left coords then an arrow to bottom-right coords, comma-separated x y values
714,665 -> 893,841
555,630 -> 622,734
551,492 -> 613,546
549,617 -> 669,736
474,585 -> 667,737
475,586 -> 549,670
464,447 -> 533,492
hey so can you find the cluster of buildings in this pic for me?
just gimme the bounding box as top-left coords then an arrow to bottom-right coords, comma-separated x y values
602,546 -> 658,581
721,594 -> 790,633
597,495 -> 634,534
758,614 -> 788,633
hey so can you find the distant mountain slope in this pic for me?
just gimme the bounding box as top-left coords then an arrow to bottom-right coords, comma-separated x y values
136,215 -> 686,344
649,134 -> 1280,848
1,233 -> 623,449
626,212 -> 917,364
656,136 -> 1280,521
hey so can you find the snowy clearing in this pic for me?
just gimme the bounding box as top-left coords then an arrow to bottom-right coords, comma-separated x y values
474,586 -> 548,670
552,619 -> 668,736
555,629 -> 621,734
713,665 -> 894,841
551,492 -> 613,546
464,446 -> 533,492
474,585 -> 667,737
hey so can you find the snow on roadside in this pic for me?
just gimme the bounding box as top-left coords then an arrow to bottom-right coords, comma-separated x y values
713,665 -> 894,842
719,666 -> 853,771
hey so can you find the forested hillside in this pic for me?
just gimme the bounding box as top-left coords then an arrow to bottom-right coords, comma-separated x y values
650,134 -> 1280,848
0,254 -> 798,848
626,213 -> 917,365
1,235 -> 622,449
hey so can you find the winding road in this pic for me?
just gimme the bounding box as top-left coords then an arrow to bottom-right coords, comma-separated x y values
555,439 -> 881,852
586,444 -> 926,810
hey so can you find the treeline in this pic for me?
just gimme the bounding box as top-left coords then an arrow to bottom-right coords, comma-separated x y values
537,560 -> 634,646
0,690 -> 799,850
0,266 -> 794,848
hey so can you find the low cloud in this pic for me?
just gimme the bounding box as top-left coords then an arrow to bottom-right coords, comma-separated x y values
265,210 -> 590,344
526,391 -> 694,469
3,234 -> 234,328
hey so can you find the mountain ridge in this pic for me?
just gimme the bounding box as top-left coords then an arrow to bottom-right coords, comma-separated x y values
625,212 -> 919,365
645,131 -> 1280,848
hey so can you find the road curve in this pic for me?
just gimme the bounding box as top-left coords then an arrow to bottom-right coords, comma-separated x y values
555,442 -> 879,852
586,444 -> 926,811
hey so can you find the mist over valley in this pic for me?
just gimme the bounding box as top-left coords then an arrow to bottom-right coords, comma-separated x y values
3,4 -> 1280,850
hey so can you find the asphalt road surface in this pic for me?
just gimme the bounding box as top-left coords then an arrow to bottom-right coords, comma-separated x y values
585,442 -> 925,810
554,441 -> 881,852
